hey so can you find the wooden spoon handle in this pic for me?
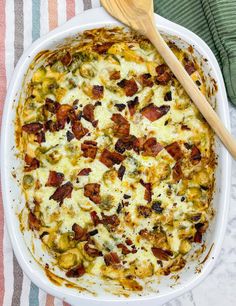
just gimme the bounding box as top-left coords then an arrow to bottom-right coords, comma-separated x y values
146,21 -> 236,158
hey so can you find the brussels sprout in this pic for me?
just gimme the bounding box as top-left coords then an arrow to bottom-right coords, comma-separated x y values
58,253 -> 77,269
179,240 -> 191,254
51,61 -> 66,73
79,63 -> 95,79
32,67 -> 46,83
23,175 -> 34,189
46,150 -> 62,164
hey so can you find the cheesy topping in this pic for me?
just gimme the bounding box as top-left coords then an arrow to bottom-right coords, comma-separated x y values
16,27 -> 215,290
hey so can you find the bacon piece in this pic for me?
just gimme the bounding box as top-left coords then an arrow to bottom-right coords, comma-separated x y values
46,171 -> 64,187
24,155 -> 40,172
117,243 -> 136,255
84,242 -> 102,257
61,51 -> 72,66
45,98 -> 60,113
78,168 -> 92,176
117,78 -> 138,97
141,103 -> 170,122
109,70 -> 120,80
84,183 -> 101,204
194,223 -> 207,243
82,104 -> 95,123
81,140 -> 97,159
101,213 -> 120,229
111,113 -> 130,137
90,211 -> 100,226
140,179 -> 152,202
92,85 -> 104,100
115,135 -> 137,154
155,64 -> 171,85
133,137 -> 146,154
104,252 -> 120,266
114,103 -> 126,111
99,149 -> 125,168
194,231 -> 202,243
36,131 -> 45,144
125,238 -> 133,245
184,60 -> 196,75
172,162 -> 183,182
93,42 -> 114,54
137,205 -> 152,218
152,247 -> 172,261
138,73 -> 154,87
71,120 -> 88,140
56,104 -> 76,127
49,182 -> 73,205
45,120 -> 59,132
190,145 -> 201,165
117,165 -> 126,181
127,96 -> 139,116
22,122 -> 43,134
28,212 -> 41,230
142,137 -> 163,157
66,130 -> 75,142
165,142 -> 183,160
72,223 -> 88,241
66,264 -> 86,278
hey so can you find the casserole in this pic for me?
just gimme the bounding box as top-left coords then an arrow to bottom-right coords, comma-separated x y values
0,7 -> 231,306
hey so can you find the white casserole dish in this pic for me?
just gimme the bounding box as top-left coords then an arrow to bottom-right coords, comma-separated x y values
0,7 -> 231,306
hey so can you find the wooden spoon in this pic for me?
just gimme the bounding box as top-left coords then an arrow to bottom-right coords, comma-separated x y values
101,0 -> 236,158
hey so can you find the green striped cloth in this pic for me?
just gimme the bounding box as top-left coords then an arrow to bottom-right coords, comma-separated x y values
154,0 -> 236,105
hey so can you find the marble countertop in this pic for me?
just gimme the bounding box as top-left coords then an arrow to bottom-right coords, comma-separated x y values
164,104 -> 236,306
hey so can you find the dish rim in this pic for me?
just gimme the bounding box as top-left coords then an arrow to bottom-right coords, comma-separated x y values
0,7 -> 231,305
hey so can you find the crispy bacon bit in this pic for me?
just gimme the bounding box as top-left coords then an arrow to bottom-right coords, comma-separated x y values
190,145 -> 201,165
66,130 -> 75,142
99,149 -> 125,168
138,73 -> 154,87
114,103 -> 126,111
127,96 -> 139,116
142,137 -> 163,157
45,120 -> 59,132
49,182 -> 73,205
22,122 -> 43,134
45,98 -> 60,113
164,91 -> 172,101
93,42 -> 114,54
72,223 -> 88,241
141,103 -> 170,122
81,140 -> 97,159
137,205 -> 152,218
60,51 -> 72,66
181,124 -> 190,130
194,231 -> 202,243
71,120 -> 88,140
84,183 -> 101,204
46,171 -> 64,187
66,264 -> 85,278
56,104 -> 76,127
115,135 -> 137,154
140,179 -> 152,202
90,211 -> 100,226
92,85 -> 104,100
172,162 -> 183,182
109,70 -> 120,80
118,165 -> 126,181
117,78 -> 138,97
125,238 -> 133,246
111,113 -> 130,137
117,243 -> 136,254
104,252 -> 120,266
82,104 -> 95,122
36,131 -> 45,144
165,142 -> 183,160
101,213 -> 120,229
84,242 -> 102,257
152,247 -> 173,261
133,137 -> 146,154
155,64 -> 171,85
185,60 -> 196,75
28,212 -> 41,230
24,155 -> 40,172
78,168 -> 92,176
